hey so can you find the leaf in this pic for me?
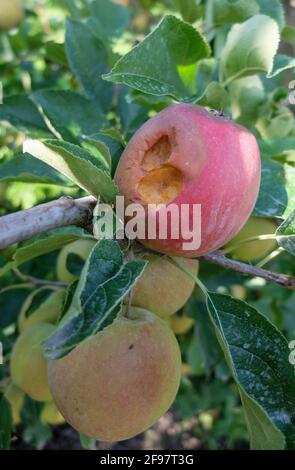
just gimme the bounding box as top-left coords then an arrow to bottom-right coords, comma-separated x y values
268,54 -> 295,78
104,15 -> 210,101
44,41 -> 68,66
0,285 -> 33,328
0,153 -> 73,186
0,227 -> 92,277
172,0 -> 202,23
87,0 -> 130,41
254,158 -> 295,218
0,395 -> 12,450
81,131 -> 125,176
229,76 -> 265,127
276,209 -> 295,256
196,81 -> 229,110
220,15 -> 280,85
212,0 -> 260,25
259,137 -> 295,164
0,95 -> 49,138
206,293 -> 295,449
80,433 -> 96,450
256,0 -> 285,31
42,240 -> 147,359
23,139 -> 118,202
31,90 -> 108,143
65,18 -> 113,113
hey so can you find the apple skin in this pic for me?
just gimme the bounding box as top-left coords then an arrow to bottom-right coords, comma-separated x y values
18,288 -> 65,332
0,0 -> 23,30
115,104 -> 261,257
48,307 -> 181,442
10,322 -> 54,402
225,216 -> 277,261
131,255 -> 198,317
57,240 -> 95,283
41,401 -> 65,426
5,384 -> 24,425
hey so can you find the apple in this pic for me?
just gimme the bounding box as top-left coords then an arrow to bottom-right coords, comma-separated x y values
131,255 -> 199,317
18,288 -> 65,332
10,322 -> 54,402
56,239 -> 95,283
225,216 -> 277,261
48,307 -> 181,442
5,383 -> 24,425
0,0 -> 23,30
171,313 -> 195,335
40,401 -> 65,426
115,104 -> 261,257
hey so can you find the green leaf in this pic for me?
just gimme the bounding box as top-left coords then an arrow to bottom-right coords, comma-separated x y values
31,90 -> 108,143
23,139 -> 118,202
256,0 -> 285,31
0,285 -> 33,328
42,240 -> 147,359
230,76 -> 265,127
104,15 -> 210,101
206,293 -> 295,449
260,137 -> 295,164
0,153 -> 73,186
196,81 -> 229,110
0,228 -> 92,277
87,0 -> 130,41
44,41 -> 68,67
21,396 -> 52,450
0,395 -> 12,450
276,209 -> 295,256
254,158 -> 295,218
172,0 -> 202,23
81,131 -> 124,176
79,433 -> 96,450
0,95 -> 49,138
220,15 -> 280,85
65,18 -> 113,113
212,0 -> 260,25
268,54 -> 295,78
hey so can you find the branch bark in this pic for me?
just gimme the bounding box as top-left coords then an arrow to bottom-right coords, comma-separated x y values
0,196 -> 96,250
203,251 -> 295,291
0,196 -> 294,291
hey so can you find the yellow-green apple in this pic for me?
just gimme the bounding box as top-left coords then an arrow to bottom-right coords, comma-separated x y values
48,307 -> 181,442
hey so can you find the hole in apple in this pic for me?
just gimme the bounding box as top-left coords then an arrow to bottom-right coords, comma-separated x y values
137,165 -> 183,205
141,135 -> 172,171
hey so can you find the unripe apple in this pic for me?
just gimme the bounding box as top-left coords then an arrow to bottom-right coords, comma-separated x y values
10,322 -> 54,402
0,0 -> 23,30
225,216 -> 277,261
56,239 -> 95,283
4,383 -> 24,425
115,104 -> 261,257
48,307 -> 181,442
18,288 -> 65,332
40,401 -> 65,426
171,313 -> 195,335
130,255 -> 198,317
230,284 -> 247,300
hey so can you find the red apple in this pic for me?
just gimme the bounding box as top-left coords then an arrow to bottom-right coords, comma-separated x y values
115,104 -> 261,257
